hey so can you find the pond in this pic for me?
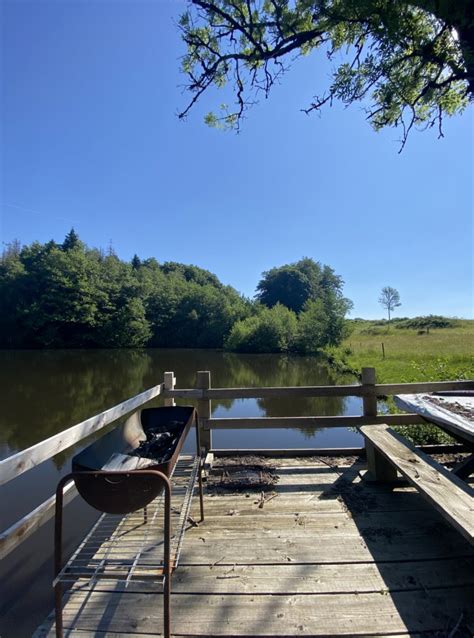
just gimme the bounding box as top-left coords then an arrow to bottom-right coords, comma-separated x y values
0,348 -> 363,637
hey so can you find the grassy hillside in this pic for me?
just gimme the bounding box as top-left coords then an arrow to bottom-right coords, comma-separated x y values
330,318 -> 473,445
338,318 -> 473,383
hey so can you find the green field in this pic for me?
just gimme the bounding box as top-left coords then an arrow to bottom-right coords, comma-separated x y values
338,319 -> 474,383
331,319 -> 474,445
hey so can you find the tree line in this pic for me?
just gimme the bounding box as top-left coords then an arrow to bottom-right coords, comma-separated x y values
0,231 -> 353,352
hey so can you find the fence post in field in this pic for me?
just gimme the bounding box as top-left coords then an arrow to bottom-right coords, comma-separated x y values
197,371 -> 212,452
163,372 -> 176,407
362,367 -> 397,481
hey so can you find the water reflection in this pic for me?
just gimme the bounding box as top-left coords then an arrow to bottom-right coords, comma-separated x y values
0,349 -> 153,459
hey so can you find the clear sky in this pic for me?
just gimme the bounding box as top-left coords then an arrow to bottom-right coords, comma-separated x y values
1,0 -> 473,318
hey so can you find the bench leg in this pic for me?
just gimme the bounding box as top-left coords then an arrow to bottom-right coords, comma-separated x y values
365,442 -> 398,482
452,454 -> 474,480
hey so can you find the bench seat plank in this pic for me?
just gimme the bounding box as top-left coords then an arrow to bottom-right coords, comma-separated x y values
360,424 -> 474,544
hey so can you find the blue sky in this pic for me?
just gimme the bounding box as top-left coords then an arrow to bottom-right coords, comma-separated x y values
1,0 -> 473,318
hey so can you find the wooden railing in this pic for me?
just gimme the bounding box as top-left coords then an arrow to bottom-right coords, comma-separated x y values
1,368 -> 472,559
162,368 -> 473,451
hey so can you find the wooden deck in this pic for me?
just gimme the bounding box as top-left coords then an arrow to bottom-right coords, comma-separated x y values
35,456 -> 474,637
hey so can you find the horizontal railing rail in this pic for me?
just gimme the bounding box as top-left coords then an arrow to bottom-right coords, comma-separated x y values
164,380 -> 474,401
0,480 -> 77,560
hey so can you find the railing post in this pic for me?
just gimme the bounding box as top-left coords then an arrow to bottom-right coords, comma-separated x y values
362,367 -> 397,481
163,372 -> 176,407
362,367 -> 377,418
197,371 -> 212,452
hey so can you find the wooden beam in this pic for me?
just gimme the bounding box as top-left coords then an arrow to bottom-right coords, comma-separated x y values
361,368 -> 397,481
452,455 -> 474,480
163,372 -> 176,407
162,380 -> 474,401
163,388 -> 203,398
206,414 -> 426,430
165,385 -> 364,399
361,367 -> 377,417
212,447 -> 366,457
0,481 -> 77,559
204,385 -> 364,398
0,383 -> 163,486
197,371 -> 212,451
376,380 -> 474,395
163,386 -> 364,399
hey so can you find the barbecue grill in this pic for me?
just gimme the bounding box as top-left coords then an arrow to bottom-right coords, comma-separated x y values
72,406 -> 196,514
53,405 -> 205,638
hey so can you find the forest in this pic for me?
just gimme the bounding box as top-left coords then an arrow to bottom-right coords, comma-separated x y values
0,231 -> 352,352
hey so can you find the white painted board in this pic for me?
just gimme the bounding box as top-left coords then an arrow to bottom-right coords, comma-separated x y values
394,393 -> 474,444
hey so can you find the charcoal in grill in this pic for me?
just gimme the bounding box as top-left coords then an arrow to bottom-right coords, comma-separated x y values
131,431 -> 180,463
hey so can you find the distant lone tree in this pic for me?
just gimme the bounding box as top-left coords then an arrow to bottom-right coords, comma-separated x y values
178,0 -> 473,148
379,286 -> 401,321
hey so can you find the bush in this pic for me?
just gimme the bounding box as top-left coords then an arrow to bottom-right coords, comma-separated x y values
396,315 -> 457,331
295,298 -> 351,353
224,304 -> 297,353
393,424 -> 454,445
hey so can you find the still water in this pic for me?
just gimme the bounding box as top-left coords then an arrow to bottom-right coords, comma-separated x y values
0,348 -> 362,637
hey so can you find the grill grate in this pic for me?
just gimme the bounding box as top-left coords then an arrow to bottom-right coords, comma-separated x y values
55,455 -> 200,588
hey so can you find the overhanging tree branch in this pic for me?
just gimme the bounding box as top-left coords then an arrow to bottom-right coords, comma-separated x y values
178,0 -> 472,146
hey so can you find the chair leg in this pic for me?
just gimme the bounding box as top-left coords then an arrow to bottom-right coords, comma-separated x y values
198,462 -> 205,523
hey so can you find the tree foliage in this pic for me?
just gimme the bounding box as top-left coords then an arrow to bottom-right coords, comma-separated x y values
226,258 -> 353,354
178,0 -> 473,147
62,228 -> 83,251
296,295 -> 352,353
256,257 -> 350,313
225,303 -> 298,352
256,265 -> 313,313
0,232 -> 248,349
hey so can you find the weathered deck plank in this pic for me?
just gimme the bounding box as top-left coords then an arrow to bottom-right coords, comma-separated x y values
199,490 -> 431,514
38,587 -> 474,636
69,557 -> 474,594
34,457 -> 474,637
34,632 -> 435,638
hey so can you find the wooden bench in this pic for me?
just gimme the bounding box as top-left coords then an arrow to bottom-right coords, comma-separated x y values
359,424 -> 474,544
